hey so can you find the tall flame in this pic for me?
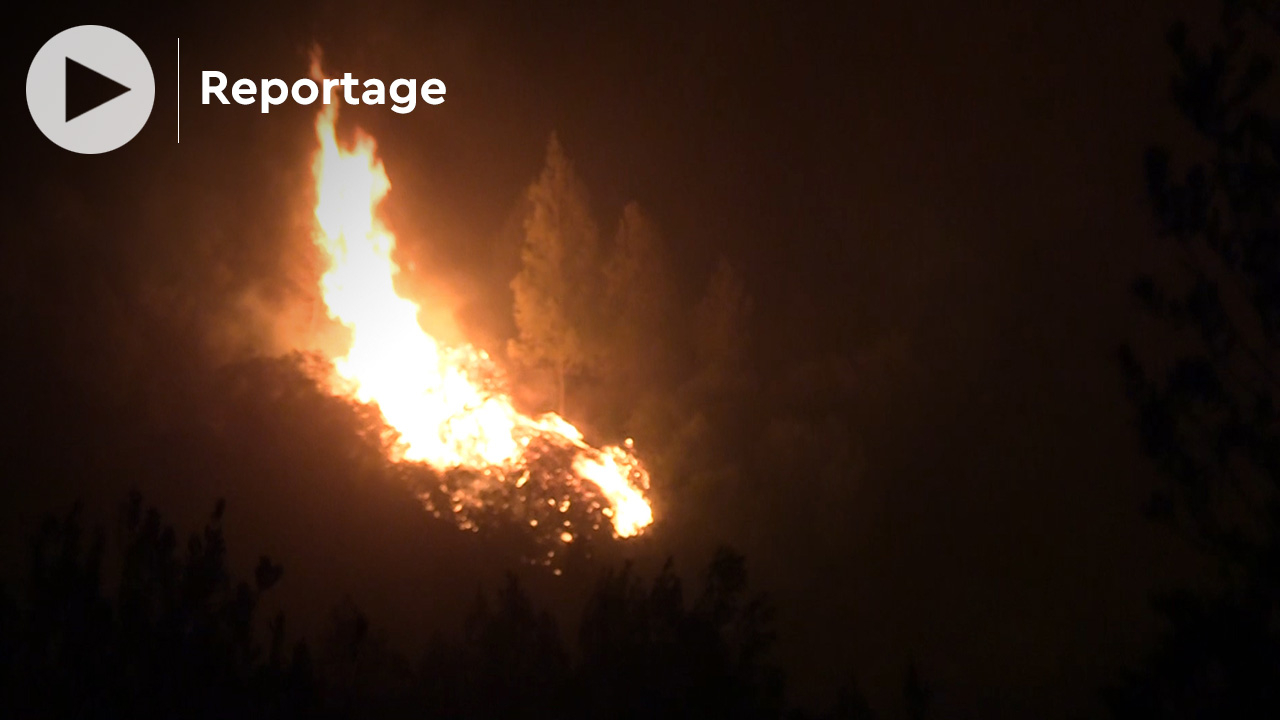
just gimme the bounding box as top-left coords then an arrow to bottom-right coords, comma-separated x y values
307,80 -> 653,538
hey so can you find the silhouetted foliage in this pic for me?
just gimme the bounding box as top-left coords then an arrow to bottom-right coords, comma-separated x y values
572,550 -> 782,720
510,133 -> 601,415
0,493 -> 309,719
832,679 -> 877,720
1113,0 -> 1280,715
420,547 -> 783,720
0,495 -> 816,719
903,659 -> 931,720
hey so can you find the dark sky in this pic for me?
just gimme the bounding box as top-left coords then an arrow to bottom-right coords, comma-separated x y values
4,1 -> 1219,717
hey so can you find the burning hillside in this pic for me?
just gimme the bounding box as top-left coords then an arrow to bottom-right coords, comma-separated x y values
302,64 -> 652,544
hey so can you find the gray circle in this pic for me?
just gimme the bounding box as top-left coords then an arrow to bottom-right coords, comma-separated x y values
26,25 -> 155,154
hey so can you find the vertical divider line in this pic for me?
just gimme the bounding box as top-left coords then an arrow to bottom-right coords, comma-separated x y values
177,38 -> 180,144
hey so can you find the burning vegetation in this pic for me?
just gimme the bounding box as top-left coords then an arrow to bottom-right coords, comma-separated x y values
304,69 -> 653,543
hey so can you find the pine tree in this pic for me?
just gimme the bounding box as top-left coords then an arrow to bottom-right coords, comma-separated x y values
510,133 -> 601,414
603,202 -> 672,392
693,257 -> 753,394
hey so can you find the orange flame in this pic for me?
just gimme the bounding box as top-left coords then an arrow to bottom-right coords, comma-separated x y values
307,74 -> 652,538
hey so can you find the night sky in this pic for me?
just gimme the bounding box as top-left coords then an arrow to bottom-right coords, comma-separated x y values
3,1 -> 1227,718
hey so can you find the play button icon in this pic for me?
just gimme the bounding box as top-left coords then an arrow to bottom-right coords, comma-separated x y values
64,57 -> 132,122
27,26 -> 155,154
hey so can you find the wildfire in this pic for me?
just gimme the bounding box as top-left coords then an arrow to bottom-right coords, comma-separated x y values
306,70 -> 652,539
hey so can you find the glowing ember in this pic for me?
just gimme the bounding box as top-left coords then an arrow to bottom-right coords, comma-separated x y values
307,67 -> 652,538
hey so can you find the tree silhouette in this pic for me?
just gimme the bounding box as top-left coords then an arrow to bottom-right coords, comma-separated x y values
602,204 -> 673,376
0,493 -> 308,719
595,202 -> 676,435
903,660 -> 931,720
510,133 -> 601,415
574,548 -> 783,720
0,493 -> 885,719
1113,0 -> 1280,715
830,678 -> 877,720
417,547 -> 782,720
692,257 -> 754,398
